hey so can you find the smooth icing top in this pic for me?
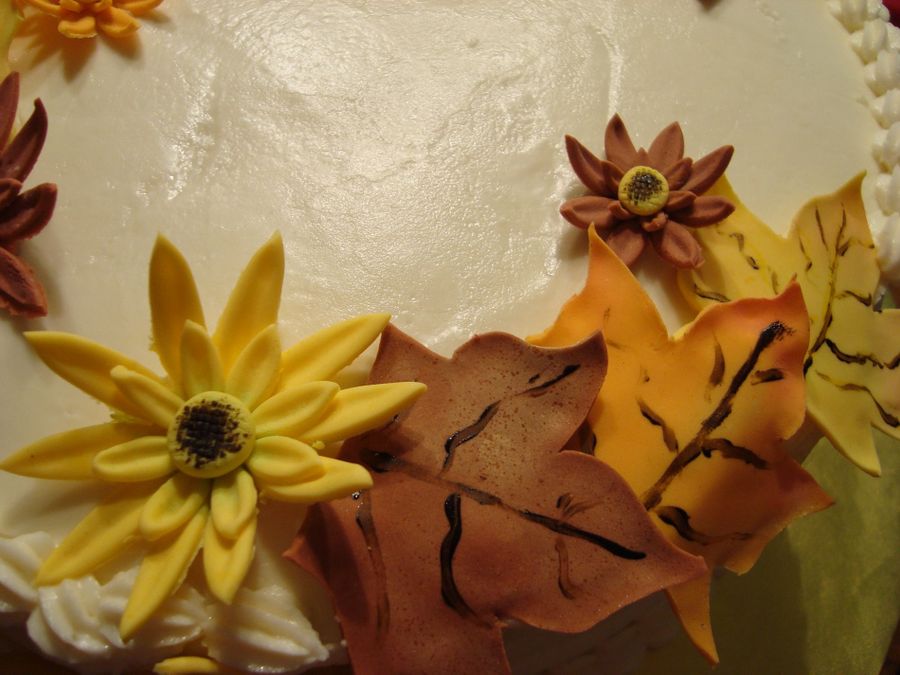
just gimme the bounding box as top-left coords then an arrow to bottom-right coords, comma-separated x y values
0,0 -> 893,672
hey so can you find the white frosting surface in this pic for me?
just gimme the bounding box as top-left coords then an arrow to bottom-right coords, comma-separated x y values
0,0 -> 890,672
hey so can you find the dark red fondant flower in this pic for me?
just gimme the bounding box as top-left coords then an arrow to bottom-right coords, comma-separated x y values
561,114 -> 733,269
0,72 -> 57,318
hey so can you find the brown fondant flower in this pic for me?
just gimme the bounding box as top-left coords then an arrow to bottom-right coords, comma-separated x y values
561,114 -> 734,269
0,72 -> 57,318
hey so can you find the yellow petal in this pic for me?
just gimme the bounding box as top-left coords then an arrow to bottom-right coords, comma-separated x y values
246,436 -> 325,486
96,6 -> 139,37
252,381 -> 339,438
225,324 -> 281,410
120,506 -> 207,641
203,511 -> 256,604
299,382 -> 426,444
279,313 -> 391,390
213,233 -> 284,376
35,483 -> 158,585
154,656 -> 240,674
111,366 -> 182,428
140,473 -> 210,541
179,321 -> 224,398
210,469 -> 257,539
93,436 -> 174,482
25,332 -> 163,420
150,235 -> 206,387
118,0 -> 163,16
58,14 -> 97,38
0,422 -> 152,480
260,456 -> 371,504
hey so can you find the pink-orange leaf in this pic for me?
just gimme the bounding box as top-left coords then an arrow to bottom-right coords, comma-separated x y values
530,226 -> 832,663
288,326 -> 705,675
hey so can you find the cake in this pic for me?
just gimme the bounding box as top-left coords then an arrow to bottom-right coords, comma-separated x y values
0,0 -> 898,673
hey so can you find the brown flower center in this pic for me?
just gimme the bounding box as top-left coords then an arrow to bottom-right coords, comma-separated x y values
618,166 -> 669,217
167,392 -> 255,479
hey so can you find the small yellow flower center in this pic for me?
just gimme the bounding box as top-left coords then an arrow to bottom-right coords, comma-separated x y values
618,166 -> 670,217
167,392 -> 255,479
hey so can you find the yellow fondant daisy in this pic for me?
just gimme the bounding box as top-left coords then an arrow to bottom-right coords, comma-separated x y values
0,233 -> 425,640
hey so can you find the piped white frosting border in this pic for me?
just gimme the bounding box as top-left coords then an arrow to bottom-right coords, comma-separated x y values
830,0 -> 900,283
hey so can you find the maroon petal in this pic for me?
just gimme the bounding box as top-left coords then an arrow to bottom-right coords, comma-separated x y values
649,221 -> 704,269
560,195 -> 618,230
605,223 -> 646,267
674,195 -> 735,227
0,177 -> 22,210
564,135 -> 621,195
647,121 -> 685,170
0,183 -> 57,243
609,201 -> 633,220
0,245 -> 48,318
664,157 -> 693,190
604,114 -> 638,169
665,190 -> 696,212
0,98 -> 49,183
0,73 -> 19,153
642,211 -> 668,233
680,145 -> 734,195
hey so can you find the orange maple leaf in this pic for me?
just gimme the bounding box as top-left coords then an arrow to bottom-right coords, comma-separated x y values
530,226 -> 833,662
681,174 -> 900,476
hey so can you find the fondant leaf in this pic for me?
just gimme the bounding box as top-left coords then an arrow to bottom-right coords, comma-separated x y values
530,227 -> 832,663
288,326 -> 705,675
681,174 -> 900,475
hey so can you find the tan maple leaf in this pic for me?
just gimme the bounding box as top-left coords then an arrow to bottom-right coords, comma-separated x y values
681,174 -> 900,476
530,226 -> 833,663
288,326 -> 705,675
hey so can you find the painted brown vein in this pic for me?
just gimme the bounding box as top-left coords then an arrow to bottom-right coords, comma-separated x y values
640,321 -> 788,511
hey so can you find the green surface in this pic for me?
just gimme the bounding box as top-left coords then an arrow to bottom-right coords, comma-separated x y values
640,434 -> 900,675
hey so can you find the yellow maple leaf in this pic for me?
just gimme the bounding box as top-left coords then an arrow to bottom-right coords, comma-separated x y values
530,226 -> 832,663
681,174 -> 900,476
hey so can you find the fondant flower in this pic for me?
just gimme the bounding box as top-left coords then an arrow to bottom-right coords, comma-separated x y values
21,0 -> 162,39
561,114 -> 734,269
0,233 -> 426,640
0,72 -> 57,317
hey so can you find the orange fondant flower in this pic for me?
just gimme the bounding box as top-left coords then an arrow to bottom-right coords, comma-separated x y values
0,72 -> 57,318
22,0 -> 162,39
561,114 -> 734,269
